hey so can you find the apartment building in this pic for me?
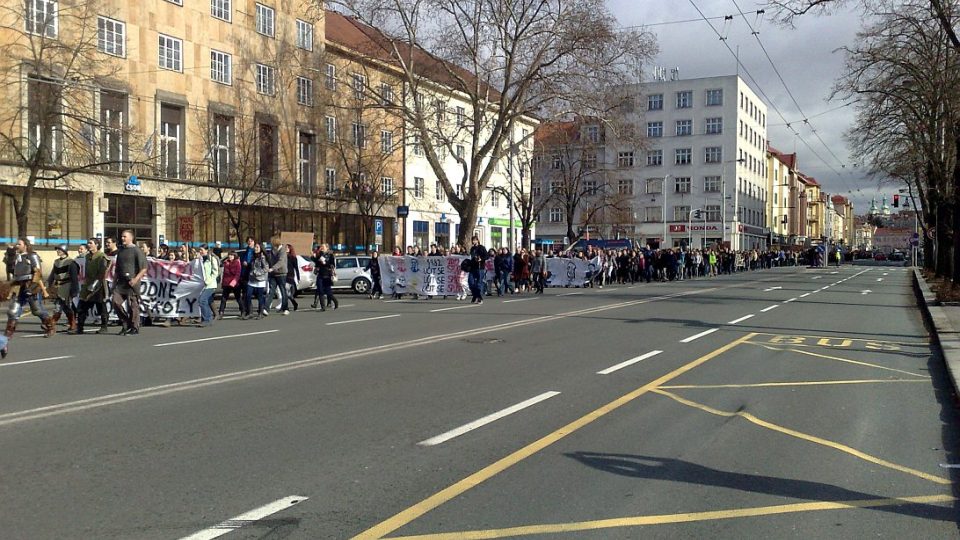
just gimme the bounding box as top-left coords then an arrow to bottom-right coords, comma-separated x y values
0,0 -> 372,248
534,74 -> 771,250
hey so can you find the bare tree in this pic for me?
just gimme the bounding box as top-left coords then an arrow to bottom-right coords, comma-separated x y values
830,0 -> 960,276
328,0 -> 656,247
0,0 -> 145,236
533,117 -> 638,243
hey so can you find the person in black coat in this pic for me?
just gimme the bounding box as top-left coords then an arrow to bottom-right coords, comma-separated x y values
365,251 -> 383,299
311,244 -> 338,311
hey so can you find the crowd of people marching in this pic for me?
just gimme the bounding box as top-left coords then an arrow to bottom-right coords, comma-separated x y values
0,231 -> 838,359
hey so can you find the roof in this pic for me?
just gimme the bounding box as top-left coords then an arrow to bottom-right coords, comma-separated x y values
831,194 -> 849,205
535,121 -> 580,146
325,10 -> 502,101
798,174 -> 820,187
767,144 -> 797,170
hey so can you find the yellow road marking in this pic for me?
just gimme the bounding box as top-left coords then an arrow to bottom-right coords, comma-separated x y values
746,342 -> 929,378
383,495 -> 955,540
653,389 -> 951,485
352,333 -> 758,540
660,379 -> 930,389
754,333 -> 928,346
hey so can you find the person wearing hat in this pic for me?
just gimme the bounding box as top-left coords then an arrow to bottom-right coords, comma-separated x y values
46,244 -> 80,334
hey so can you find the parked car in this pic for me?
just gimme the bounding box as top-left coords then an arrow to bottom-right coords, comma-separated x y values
294,255 -> 316,291
874,252 -> 887,261
333,255 -> 374,294
889,251 -> 906,261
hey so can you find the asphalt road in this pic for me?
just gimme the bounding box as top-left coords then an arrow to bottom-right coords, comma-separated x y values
0,263 -> 957,539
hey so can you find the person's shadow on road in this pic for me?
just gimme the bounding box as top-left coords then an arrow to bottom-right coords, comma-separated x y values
565,451 -> 957,522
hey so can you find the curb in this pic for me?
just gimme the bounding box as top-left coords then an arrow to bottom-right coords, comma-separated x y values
913,268 -> 960,399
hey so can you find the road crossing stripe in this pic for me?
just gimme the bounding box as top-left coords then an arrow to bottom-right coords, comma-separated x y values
597,350 -> 663,375
429,305 -> 478,313
0,355 -> 74,367
180,496 -> 308,540
727,314 -> 754,325
155,330 -> 278,347
326,314 -> 400,326
760,305 -> 779,312
679,328 -> 719,343
418,392 -> 561,446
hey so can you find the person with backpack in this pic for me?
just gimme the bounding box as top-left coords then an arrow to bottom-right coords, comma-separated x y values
242,243 -> 269,320
197,244 -> 220,327
46,244 -> 80,334
5,238 -> 55,342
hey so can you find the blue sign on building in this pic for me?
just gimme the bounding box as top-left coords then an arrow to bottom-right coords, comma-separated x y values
375,219 -> 384,235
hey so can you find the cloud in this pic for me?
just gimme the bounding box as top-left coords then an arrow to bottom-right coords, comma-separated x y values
608,0 -> 884,211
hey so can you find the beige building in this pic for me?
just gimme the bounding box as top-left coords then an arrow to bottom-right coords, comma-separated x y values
800,175 -> 826,243
0,0 -> 403,252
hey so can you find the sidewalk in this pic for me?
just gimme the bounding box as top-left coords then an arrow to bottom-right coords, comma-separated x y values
913,268 -> 960,399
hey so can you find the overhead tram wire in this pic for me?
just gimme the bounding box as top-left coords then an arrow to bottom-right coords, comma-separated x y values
686,0 -> 857,196
729,0 -> 857,195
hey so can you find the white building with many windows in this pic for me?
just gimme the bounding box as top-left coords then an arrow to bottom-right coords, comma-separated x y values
535,74 -> 770,250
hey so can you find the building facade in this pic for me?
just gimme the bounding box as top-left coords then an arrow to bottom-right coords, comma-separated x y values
534,74 -> 771,250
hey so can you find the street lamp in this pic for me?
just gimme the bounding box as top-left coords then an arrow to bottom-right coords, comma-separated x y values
662,174 -> 671,249
720,158 -> 746,248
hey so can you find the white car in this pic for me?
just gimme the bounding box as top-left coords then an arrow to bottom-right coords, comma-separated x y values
292,254 -> 374,294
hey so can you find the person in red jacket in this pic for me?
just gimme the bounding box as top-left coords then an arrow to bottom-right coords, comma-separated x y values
217,251 -> 243,319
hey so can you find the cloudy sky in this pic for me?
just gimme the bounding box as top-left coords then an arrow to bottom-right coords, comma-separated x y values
608,0 -> 889,212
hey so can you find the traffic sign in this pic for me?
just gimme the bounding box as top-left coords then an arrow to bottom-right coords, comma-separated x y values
909,232 -> 920,247
927,228 -> 936,240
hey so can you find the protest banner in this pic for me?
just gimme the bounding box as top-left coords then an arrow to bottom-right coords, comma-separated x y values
379,256 -> 467,297
544,256 -> 601,288
101,257 -> 207,318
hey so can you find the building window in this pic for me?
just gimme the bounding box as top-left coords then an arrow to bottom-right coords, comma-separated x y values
435,179 -> 445,201
411,220 -> 429,247
26,82 -> 62,164
584,179 -> 598,195
549,181 -> 561,194
645,177 -> 663,194
491,190 -> 500,207
380,130 -> 393,154
296,19 -> 313,50
676,119 -> 692,136
258,122 -> 277,189
26,0 -> 57,37
352,123 -> 366,148
705,204 -> 721,221
413,134 -> 424,156
586,125 -> 600,143
617,151 -> 634,167
296,76 -> 313,106
255,3 -> 275,37
618,178 -> 634,195
647,93 -> 663,111
325,116 -> 336,142
673,205 -> 690,221
704,175 -> 721,192
645,206 -> 662,222
380,176 -> 394,197
298,132 -> 316,193
704,146 -> 722,163
646,149 -> 662,166
549,207 -> 563,223
210,114 -> 233,182
100,91 -> 126,171
97,16 -> 125,57
455,144 -> 465,160
381,83 -> 393,105
413,177 -> 424,199
675,148 -> 692,165
456,106 -> 465,126
159,104 -> 183,178
705,117 -> 722,135
676,91 -> 693,108
158,34 -> 182,72
583,152 -> 597,169
256,64 -> 275,95
325,167 -> 336,193
210,50 -> 232,85
352,73 -> 366,100
325,63 -> 336,90
705,88 -> 723,106
674,177 -> 691,194
646,121 -> 663,138
551,153 -> 562,169
211,0 -> 230,22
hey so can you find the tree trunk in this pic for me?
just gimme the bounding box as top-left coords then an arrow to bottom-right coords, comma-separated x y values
16,176 -> 35,238
937,202 -> 951,278
453,196 -> 480,248
952,131 -> 960,283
